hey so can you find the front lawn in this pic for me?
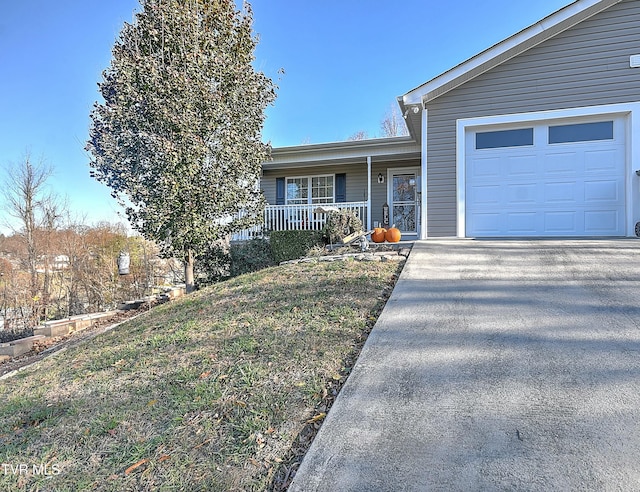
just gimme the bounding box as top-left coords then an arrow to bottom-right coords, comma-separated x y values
0,259 -> 402,491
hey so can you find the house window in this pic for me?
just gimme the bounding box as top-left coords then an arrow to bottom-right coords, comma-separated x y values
548,121 -> 613,144
286,178 -> 308,204
476,128 -> 534,149
311,176 -> 334,204
287,175 -> 334,204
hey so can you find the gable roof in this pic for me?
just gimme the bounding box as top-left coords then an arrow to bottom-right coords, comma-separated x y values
399,0 -> 624,139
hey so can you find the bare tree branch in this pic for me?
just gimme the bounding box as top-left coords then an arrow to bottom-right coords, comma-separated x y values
380,103 -> 409,137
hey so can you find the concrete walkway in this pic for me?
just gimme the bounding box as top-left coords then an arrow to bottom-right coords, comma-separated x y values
290,239 -> 640,491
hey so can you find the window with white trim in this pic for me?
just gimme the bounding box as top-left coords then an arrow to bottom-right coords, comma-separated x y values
287,175 -> 334,204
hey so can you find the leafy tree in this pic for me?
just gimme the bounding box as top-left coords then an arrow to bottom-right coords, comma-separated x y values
87,0 -> 276,292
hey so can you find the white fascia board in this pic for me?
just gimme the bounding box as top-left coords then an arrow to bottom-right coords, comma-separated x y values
403,0 -> 615,106
267,137 -> 420,168
271,136 -> 416,156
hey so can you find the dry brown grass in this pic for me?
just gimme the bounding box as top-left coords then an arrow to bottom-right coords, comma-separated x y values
0,259 -> 402,491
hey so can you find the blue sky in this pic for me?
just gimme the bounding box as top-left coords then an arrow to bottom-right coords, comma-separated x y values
0,0 -> 570,232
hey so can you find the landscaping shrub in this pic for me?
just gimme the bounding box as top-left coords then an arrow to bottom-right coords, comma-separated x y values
195,243 -> 231,286
196,238 -> 276,285
321,210 -> 363,244
270,230 -> 323,263
230,238 -> 275,276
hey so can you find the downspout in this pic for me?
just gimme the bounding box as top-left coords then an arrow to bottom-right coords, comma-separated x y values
420,106 -> 428,239
367,156 -> 372,230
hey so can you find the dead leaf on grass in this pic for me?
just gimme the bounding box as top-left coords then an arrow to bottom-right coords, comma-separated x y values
306,413 -> 326,424
199,371 -> 212,379
158,454 -> 171,462
193,438 -> 212,450
124,458 -> 149,475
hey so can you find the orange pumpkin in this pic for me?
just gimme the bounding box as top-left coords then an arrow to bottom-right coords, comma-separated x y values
385,226 -> 401,243
371,227 -> 387,243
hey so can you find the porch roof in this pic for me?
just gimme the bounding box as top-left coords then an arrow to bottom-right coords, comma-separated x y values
264,136 -> 420,171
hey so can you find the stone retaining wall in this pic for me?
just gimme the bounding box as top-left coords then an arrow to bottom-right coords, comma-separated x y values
280,247 -> 411,266
1,285 -> 187,364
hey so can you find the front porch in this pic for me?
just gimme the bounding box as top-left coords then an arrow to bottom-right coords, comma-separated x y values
234,136 -> 423,241
232,201 -> 368,241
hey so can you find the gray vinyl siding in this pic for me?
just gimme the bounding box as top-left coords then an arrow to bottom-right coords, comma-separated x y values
370,161 -> 389,227
425,0 -> 640,237
260,174 -> 277,205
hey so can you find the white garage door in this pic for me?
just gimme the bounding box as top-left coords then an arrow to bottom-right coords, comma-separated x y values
465,118 -> 626,237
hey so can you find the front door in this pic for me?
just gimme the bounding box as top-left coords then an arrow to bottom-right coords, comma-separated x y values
388,168 -> 420,235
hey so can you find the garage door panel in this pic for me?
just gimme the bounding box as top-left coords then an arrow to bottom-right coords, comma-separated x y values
584,180 -> 621,202
543,152 -> 580,176
506,212 -> 537,233
465,117 -> 626,237
584,210 -> 622,234
544,211 -> 578,233
470,212 -> 502,234
469,184 -> 501,204
506,155 -> 538,177
507,183 -> 537,204
470,157 -> 502,178
544,182 -> 578,203
584,148 -> 622,174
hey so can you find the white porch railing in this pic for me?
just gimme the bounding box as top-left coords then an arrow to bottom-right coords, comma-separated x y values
232,201 -> 368,241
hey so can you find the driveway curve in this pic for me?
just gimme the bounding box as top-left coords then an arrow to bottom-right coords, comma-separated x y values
290,239 -> 640,491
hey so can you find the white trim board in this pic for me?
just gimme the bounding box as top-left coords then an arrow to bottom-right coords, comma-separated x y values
420,108 -> 428,239
455,102 -> 640,238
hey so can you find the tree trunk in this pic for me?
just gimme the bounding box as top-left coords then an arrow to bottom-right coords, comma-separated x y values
185,249 -> 195,293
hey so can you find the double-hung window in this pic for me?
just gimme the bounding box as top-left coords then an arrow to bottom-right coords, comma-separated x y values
286,175 -> 334,204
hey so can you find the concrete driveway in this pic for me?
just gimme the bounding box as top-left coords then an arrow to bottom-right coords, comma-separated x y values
290,239 -> 640,491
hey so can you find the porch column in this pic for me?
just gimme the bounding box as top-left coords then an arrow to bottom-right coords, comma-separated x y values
420,107 -> 428,239
367,156 -> 372,230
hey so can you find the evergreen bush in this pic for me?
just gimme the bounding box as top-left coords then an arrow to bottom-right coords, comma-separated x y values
270,231 -> 323,263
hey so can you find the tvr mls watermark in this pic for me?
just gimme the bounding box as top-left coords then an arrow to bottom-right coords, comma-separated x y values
2,463 -> 61,476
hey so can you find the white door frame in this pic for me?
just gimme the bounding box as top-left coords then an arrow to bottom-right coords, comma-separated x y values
387,166 -> 421,236
456,102 -> 640,238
